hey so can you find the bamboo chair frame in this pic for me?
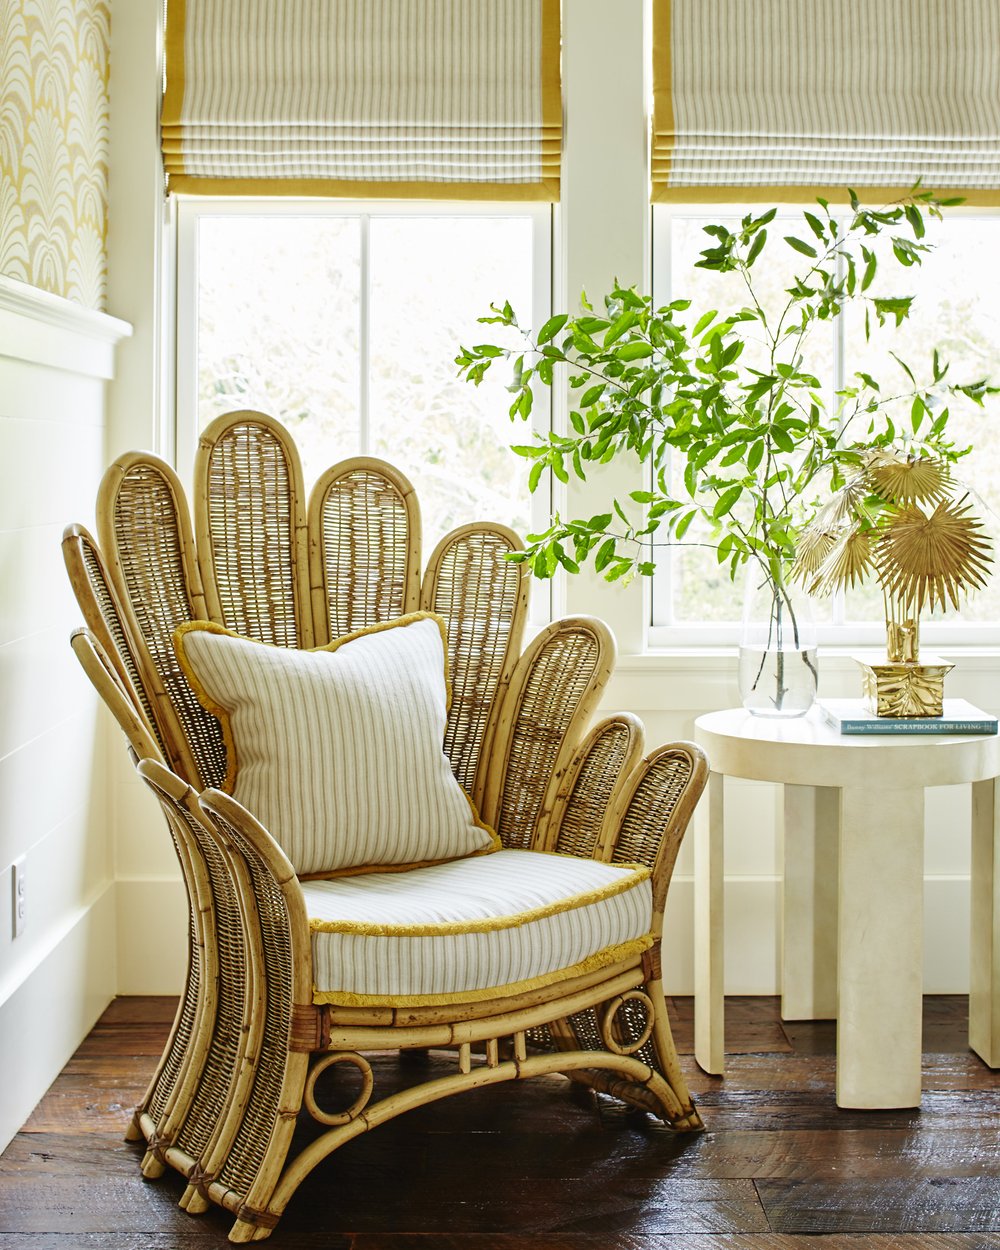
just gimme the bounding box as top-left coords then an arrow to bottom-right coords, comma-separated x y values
65,410 -> 708,1242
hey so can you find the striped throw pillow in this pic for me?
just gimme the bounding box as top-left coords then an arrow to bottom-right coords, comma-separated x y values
173,613 -> 499,877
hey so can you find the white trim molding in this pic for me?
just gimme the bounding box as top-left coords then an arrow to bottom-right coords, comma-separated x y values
0,275 -> 132,380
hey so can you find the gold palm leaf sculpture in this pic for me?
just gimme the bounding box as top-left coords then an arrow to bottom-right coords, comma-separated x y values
876,498 -> 993,613
794,453 -> 994,716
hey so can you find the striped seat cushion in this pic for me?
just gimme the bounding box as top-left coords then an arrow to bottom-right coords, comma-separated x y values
174,613 -> 498,877
303,849 -> 654,1006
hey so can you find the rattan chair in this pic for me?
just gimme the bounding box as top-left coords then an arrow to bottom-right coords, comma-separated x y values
64,410 -> 708,1242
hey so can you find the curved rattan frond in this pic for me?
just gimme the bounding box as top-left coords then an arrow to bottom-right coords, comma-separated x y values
136,760 -> 255,1176
70,629 -> 164,766
195,788 -> 311,1223
480,616 -> 616,850
62,524 -> 171,761
69,631 -> 209,1143
195,410 -> 313,649
544,713 -> 646,858
97,453 -> 225,788
421,523 -> 528,797
308,457 -> 420,645
606,742 -> 709,915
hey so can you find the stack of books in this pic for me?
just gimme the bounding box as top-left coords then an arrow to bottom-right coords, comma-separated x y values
819,698 -> 998,736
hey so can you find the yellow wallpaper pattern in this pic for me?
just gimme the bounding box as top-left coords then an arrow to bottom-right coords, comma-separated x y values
1,0 -> 110,311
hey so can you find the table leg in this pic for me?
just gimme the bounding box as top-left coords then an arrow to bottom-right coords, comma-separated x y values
837,785 -> 924,1109
780,784 -> 839,1020
694,770 -> 725,1075
970,778 -> 1000,1068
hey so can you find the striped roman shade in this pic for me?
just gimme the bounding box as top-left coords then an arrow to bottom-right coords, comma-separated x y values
652,0 -> 1000,201
174,613 -> 499,877
161,0 -> 561,200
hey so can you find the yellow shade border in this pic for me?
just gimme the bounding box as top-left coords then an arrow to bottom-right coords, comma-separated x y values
652,183 -> 1000,206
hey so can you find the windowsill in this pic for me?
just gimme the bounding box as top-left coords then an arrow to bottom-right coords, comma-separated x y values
619,644 -> 1000,670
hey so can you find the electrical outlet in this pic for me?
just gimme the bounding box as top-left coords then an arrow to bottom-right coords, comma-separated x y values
12,857 -> 25,939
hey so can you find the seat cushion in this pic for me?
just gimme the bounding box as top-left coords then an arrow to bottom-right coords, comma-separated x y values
174,612 -> 498,877
303,849 -> 654,1006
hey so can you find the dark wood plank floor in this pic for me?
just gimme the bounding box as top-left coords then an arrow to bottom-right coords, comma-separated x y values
2,995 -> 1000,1248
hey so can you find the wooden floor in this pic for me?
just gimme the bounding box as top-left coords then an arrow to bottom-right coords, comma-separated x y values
2,996 -> 1000,1248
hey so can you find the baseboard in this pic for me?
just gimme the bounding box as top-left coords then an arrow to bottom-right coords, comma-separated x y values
0,885 -> 117,1150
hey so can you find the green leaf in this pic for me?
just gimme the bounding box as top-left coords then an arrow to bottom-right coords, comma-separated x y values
594,538 -> 617,572
528,460 -> 544,492
674,509 -> 697,540
905,204 -> 926,238
617,341 -> 654,361
771,426 -> 795,455
713,484 -> 742,517
536,313 -> 569,344
746,229 -> 767,266
693,309 -> 717,336
785,235 -> 818,258
603,310 -> 639,346
580,383 -> 606,408
803,211 -> 826,240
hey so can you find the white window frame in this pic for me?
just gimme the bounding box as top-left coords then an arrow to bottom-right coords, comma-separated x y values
173,197 -> 554,543
647,201 -> 1000,651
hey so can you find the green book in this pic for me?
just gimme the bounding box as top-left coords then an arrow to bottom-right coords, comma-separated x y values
818,698 -> 998,736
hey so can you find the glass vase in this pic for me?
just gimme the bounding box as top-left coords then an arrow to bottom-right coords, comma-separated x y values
738,567 -> 818,718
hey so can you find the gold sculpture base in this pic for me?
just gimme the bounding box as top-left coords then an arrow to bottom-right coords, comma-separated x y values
854,653 -> 954,718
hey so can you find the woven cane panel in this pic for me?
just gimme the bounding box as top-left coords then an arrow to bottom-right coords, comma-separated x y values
318,469 -> 412,639
111,467 -> 227,788
166,806 -> 247,1163
78,536 -> 170,762
204,425 -> 300,647
428,530 -> 521,791
496,629 -> 599,850
147,850 -> 201,1121
611,751 -> 694,872
207,808 -> 295,1200
554,721 -> 633,859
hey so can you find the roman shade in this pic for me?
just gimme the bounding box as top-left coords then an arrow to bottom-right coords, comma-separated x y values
161,0 -> 561,200
651,0 -> 1000,201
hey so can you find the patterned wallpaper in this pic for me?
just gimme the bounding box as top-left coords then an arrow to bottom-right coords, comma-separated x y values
1,0 -> 110,311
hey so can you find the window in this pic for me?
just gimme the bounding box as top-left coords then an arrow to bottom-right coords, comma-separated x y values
650,205 -> 1000,646
175,201 -> 551,555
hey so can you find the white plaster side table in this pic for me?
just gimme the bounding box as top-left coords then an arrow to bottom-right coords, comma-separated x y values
693,706 -> 1000,1109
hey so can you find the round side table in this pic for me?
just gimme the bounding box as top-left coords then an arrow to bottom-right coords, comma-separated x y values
693,706 -> 1000,1109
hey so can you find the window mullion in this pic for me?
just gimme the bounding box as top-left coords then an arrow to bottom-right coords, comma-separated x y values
359,213 -> 371,456
832,226 -> 847,628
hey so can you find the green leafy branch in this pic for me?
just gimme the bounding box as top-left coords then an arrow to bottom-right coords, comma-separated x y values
455,187 -> 995,590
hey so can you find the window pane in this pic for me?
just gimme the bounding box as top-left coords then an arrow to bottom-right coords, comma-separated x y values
369,216 -> 535,549
665,215 -> 833,625
196,216 -> 363,475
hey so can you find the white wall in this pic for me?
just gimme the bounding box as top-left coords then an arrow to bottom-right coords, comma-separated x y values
104,0 -> 999,1000
0,278 -> 129,1148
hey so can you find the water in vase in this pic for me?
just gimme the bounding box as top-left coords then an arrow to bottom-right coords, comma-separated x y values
738,644 -> 818,717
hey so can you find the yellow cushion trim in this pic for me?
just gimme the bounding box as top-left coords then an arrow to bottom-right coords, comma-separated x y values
172,612 -> 500,862
307,863 -> 650,937
310,935 -> 655,1008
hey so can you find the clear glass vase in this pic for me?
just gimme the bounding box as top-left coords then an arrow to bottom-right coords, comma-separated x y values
738,567 -> 818,718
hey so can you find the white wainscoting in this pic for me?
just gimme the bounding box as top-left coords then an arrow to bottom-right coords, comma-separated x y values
0,276 -> 130,1149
